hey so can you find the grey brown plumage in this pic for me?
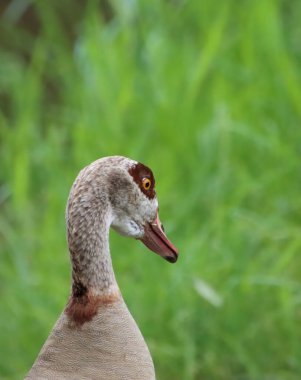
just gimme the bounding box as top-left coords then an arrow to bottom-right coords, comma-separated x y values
26,156 -> 178,380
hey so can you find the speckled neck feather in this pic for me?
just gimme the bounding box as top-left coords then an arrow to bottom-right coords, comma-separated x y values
66,162 -> 117,294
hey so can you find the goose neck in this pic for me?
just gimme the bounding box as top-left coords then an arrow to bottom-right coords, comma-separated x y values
67,205 -> 118,296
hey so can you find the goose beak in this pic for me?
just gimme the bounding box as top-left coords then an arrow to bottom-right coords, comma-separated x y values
140,212 -> 179,263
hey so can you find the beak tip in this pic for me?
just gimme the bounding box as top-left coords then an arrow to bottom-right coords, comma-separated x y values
165,254 -> 178,263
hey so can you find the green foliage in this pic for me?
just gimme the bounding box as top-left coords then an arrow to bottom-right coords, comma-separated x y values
1,1 -> 301,379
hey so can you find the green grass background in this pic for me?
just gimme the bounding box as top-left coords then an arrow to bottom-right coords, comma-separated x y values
1,1 -> 301,379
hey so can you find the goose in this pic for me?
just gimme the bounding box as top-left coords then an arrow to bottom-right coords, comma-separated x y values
26,156 -> 178,380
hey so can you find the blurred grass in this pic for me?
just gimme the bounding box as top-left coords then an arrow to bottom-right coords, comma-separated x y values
0,0 -> 301,379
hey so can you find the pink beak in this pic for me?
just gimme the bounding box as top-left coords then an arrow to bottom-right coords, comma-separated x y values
140,212 -> 179,263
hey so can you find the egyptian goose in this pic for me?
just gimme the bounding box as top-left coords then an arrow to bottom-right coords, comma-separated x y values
26,156 -> 178,380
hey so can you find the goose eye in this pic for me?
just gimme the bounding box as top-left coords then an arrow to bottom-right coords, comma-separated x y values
142,178 -> 151,190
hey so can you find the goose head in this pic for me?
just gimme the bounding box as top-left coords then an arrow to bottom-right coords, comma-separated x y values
67,156 -> 178,263
106,156 -> 178,263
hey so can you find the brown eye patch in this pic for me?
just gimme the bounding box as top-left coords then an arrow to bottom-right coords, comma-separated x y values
128,162 -> 156,199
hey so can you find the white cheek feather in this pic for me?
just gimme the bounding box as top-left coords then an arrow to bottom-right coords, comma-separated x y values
111,210 -> 144,238
128,220 -> 143,237
138,196 -> 158,221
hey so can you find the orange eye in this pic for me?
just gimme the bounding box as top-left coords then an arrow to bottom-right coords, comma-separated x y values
142,177 -> 151,190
